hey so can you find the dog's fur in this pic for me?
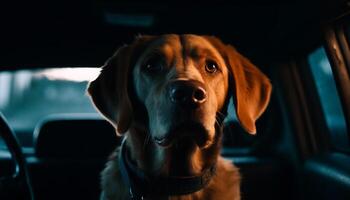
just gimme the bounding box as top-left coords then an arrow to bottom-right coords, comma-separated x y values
88,34 -> 272,200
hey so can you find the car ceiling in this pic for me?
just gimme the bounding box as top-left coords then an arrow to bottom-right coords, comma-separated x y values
0,0 -> 347,69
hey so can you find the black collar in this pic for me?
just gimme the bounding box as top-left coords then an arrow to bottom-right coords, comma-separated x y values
119,138 -> 216,200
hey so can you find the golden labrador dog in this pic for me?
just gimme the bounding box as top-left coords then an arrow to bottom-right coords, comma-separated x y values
88,34 -> 272,200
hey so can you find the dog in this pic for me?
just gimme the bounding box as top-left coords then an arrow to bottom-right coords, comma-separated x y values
88,34 -> 272,200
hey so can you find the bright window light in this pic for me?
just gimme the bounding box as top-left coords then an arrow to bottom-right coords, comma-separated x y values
34,67 -> 100,82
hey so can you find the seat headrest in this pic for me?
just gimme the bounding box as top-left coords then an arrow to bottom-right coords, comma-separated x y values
34,114 -> 120,158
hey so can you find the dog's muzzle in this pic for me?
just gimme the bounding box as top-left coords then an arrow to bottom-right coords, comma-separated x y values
153,80 -> 210,147
154,121 -> 209,147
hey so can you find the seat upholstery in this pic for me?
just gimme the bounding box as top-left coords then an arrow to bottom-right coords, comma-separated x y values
29,114 -> 120,200
34,114 -> 119,158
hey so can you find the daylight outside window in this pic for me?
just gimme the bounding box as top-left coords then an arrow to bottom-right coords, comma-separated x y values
0,68 -> 100,139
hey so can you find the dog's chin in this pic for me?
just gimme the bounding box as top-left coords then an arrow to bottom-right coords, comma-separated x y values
153,121 -> 212,149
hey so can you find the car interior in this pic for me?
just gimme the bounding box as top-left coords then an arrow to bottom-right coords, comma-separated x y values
1,0 -> 350,200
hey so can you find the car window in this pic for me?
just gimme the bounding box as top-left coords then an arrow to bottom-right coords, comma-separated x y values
0,68 -> 100,134
307,47 -> 349,151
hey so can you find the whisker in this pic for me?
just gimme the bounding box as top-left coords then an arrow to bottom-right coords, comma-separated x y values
215,118 -> 221,127
143,134 -> 151,149
216,111 -> 226,118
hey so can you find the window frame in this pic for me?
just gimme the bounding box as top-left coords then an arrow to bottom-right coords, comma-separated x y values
298,48 -> 349,153
323,19 -> 350,145
276,14 -> 350,158
279,12 -> 350,199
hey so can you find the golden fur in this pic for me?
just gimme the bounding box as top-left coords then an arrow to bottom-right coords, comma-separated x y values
88,34 -> 272,200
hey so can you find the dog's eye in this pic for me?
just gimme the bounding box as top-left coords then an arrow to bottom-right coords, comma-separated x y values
205,60 -> 219,73
143,57 -> 163,73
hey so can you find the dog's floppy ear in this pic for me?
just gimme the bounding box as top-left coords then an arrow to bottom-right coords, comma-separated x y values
204,36 -> 272,134
225,45 -> 272,134
88,36 -> 154,135
87,46 -> 134,135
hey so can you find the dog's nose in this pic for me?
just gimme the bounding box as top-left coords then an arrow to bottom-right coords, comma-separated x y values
168,80 -> 207,107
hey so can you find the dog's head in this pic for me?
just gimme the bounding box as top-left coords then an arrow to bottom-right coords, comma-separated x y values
88,34 -> 271,174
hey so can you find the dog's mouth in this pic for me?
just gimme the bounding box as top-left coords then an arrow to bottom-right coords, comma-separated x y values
153,121 -> 210,148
